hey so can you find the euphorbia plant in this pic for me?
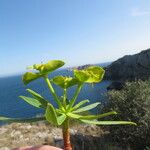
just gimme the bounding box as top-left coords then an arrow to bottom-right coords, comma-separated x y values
0,60 -> 136,150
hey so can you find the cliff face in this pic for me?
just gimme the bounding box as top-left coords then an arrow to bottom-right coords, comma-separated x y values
105,49 -> 150,80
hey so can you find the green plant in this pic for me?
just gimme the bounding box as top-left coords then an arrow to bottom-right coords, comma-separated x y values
102,80 -> 150,150
0,60 -> 136,150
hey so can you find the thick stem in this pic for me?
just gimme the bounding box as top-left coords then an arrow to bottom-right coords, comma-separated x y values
62,119 -> 72,150
44,76 -> 62,108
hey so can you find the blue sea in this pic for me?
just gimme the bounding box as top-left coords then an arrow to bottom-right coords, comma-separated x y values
0,66 -> 111,121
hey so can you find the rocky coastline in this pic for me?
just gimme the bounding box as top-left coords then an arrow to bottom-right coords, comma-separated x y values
104,49 -> 150,91
105,48 -> 150,81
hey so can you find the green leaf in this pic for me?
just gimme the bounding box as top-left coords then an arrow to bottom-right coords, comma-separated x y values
45,103 -> 58,125
57,114 -> 66,125
52,76 -> 78,89
32,60 -> 65,74
22,72 -> 42,85
23,60 -> 65,85
56,109 -> 63,114
67,112 -> 83,119
74,70 -> 89,82
74,66 -> 105,83
79,111 -> 117,120
86,66 -> 105,83
0,116 -> 45,123
71,100 -> 90,111
80,120 -> 137,125
19,96 -> 45,108
73,102 -> 100,113
26,89 -> 48,108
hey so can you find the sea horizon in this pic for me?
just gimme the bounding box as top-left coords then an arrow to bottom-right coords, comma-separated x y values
0,62 -> 111,78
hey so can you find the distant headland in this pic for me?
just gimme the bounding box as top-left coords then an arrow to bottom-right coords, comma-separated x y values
105,48 -> 150,81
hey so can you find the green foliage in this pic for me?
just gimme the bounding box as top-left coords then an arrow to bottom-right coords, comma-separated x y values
74,66 -> 105,83
0,60 -> 136,150
52,76 -> 78,89
45,103 -> 66,126
71,99 -> 90,111
0,116 -> 45,123
26,89 -> 48,108
23,72 -> 42,85
19,96 -> 45,108
103,80 -> 150,149
79,111 -> 117,120
32,60 -> 65,74
73,102 -> 100,113
80,120 -> 136,125
23,60 -> 65,85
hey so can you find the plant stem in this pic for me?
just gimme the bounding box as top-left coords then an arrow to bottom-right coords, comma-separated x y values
44,76 -> 62,108
67,83 -> 83,110
63,88 -> 67,109
62,118 -> 72,150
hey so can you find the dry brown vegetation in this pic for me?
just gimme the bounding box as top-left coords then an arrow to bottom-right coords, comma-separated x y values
0,121 -> 106,150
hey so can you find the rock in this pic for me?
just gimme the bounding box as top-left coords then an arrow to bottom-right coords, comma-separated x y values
34,132 -> 48,139
10,130 -> 22,138
105,49 -> 150,81
44,136 -> 55,145
0,128 -> 8,134
25,125 -> 32,130
70,129 -> 77,135
107,81 -> 125,90
54,138 -> 63,148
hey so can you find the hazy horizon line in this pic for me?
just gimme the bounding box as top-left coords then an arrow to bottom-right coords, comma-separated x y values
0,61 -> 111,78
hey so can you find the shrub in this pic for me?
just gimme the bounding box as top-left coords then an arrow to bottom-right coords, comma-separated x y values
102,80 -> 150,150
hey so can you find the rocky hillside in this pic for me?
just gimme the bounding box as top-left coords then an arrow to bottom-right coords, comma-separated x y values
105,49 -> 150,81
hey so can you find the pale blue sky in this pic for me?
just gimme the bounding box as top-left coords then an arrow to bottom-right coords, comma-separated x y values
0,0 -> 150,76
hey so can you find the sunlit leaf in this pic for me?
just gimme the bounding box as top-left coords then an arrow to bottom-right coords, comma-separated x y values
73,102 -> 100,113
45,103 -> 58,125
32,60 -> 65,74
23,60 -> 65,85
56,109 -> 63,114
0,116 -> 45,123
80,120 -> 137,125
19,96 -> 45,108
74,66 -> 105,83
26,89 -> 48,108
71,100 -> 90,111
57,114 -> 66,125
67,112 -> 83,119
79,111 -> 117,120
52,76 -> 78,89
74,70 -> 89,82
22,72 -> 42,85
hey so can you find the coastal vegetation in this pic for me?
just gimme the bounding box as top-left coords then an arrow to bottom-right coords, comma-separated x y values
103,80 -> 150,150
0,60 -> 136,150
